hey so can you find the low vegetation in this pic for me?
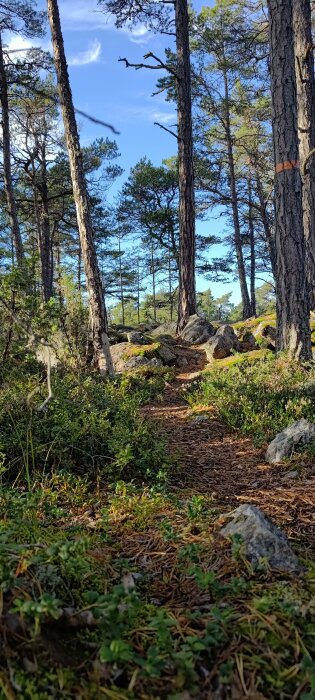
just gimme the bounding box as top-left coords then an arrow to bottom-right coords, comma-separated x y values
189,355 -> 315,446
0,353 -> 314,698
0,360 -> 170,484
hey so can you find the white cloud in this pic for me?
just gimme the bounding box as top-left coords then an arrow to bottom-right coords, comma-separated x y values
68,38 -> 101,66
59,0 -> 151,44
122,105 -> 176,126
5,35 -> 50,59
59,1 -> 111,31
152,111 -> 176,125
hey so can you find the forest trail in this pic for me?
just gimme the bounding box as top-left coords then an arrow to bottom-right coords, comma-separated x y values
142,344 -> 315,544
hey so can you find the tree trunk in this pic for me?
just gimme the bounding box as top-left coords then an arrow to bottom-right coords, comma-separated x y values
268,0 -> 311,359
151,243 -> 157,322
39,137 -> 53,302
0,33 -> 24,265
168,235 -> 173,322
255,170 -> 277,280
47,0 -> 113,375
248,180 -> 256,317
223,69 -> 251,319
293,0 -> 315,310
176,0 -> 196,331
137,259 -> 141,325
118,236 -> 125,325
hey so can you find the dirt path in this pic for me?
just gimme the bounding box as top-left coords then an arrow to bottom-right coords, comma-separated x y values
143,345 -> 315,544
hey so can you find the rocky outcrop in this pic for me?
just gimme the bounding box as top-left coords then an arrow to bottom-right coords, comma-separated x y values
156,344 -> 177,365
203,324 -> 240,360
180,315 -> 216,344
239,331 -> 257,353
127,331 -> 149,345
151,321 -> 178,338
109,342 -> 162,373
220,504 -> 303,575
266,419 -> 315,464
253,323 -> 276,349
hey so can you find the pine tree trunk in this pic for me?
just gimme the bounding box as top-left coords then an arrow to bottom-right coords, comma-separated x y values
176,0 -> 196,332
0,33 -> 24,265
47,0 -> 113,375
268,0 -> 311,359
248,181 -> 256,317
255,171 -> 277,280
39,138 -> 53,302
118,237 -> 125,325
293,0 -> 315,310
151,244 -> 157,322
223,70 -> 251,319
137,260 -> 141,325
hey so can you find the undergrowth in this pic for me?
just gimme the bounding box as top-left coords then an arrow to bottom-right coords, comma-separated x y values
0,357 -> 315,698
188,355 -> 315,446
0,478 -> 314,699
0,362 -> 171,484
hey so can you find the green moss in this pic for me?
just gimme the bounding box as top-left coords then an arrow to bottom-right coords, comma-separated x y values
206,348 -> 272,370
122,342 -> 161,360
233,313 -> 276,335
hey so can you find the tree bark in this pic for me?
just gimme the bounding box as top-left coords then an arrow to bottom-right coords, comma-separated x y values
47,0 -> 113,375
223,69 -> 251,320
118,235 -> 125,325
176,0 -> 196,332
268,0 -> 311,360
248,180 -> 256,317
150,243 -> 157,322
0,32 -> 24,265
39,136 -> 53,301
293,0 -> 315,310
255,170 -> 277,280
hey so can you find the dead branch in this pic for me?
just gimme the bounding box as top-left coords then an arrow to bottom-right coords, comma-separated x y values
154,121 -> 178,139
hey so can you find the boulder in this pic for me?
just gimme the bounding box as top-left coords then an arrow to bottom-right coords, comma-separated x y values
127,331 -> 149,345
254,323 -> 276,349
239,331 -> 257,353
266,418 -> 315,464
180,315 -> 216,344
203,324 -> 240,360
151,321 -> 178,338
110,342 -> 162,373
156,344 -> 177,365
153,333 -> 177,346
176,355 -> 188,369
220,504 -> 303,575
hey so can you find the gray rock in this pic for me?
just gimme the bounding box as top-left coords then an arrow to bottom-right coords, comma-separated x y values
151,321 -> 178,338
180,315 -> 216,344
266,418 -> 315,464
282,470 -> 299,481
203,324 -> 240,360
153,334 -> 177,346
124,355 -> 162,371
127,331 -> 149,345
239,331 -> 257,353
254,323 -> 276,348
176,355 -> 188,368
220,504 -> 303,575
156,344 -> 177,365
110,342 -> 162,373
191,414 -> 208,423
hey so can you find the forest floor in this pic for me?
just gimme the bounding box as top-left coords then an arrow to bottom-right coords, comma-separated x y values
143,344 -> 315,542
1,344 -> 315,699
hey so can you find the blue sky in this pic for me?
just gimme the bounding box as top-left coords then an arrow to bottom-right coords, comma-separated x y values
8,0 -> 247,304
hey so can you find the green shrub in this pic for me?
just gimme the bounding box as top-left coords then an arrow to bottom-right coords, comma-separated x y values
0,368 -> 170,484
188,355 -> 315,445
